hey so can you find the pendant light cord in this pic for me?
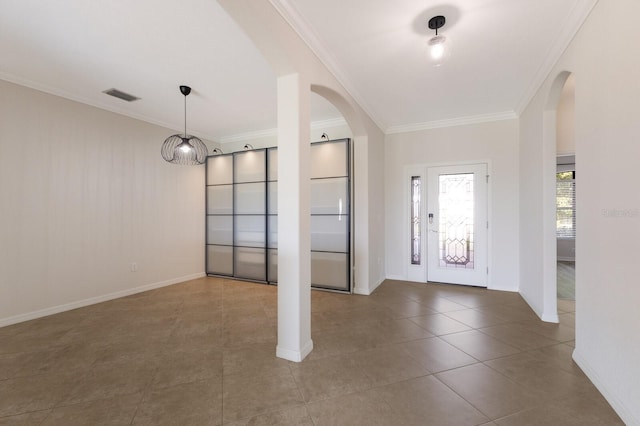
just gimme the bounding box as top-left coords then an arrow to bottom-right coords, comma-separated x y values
184,94 -> 187,138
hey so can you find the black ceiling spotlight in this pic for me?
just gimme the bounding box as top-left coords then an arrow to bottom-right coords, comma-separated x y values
427,15 -> 450,66
243,144 -> 254,150
161,85 -> 208,165
211,148 -> 223,155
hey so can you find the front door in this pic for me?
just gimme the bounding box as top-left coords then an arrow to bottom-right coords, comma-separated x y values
427,164 -> 488,287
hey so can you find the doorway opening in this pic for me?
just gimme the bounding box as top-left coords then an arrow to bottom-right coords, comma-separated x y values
554,73 -> 576,318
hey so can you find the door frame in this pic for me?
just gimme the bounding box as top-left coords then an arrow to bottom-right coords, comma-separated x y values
404,160 -> 492,286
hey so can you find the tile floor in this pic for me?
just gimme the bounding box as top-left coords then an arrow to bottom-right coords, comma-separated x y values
0,277 -> 623,425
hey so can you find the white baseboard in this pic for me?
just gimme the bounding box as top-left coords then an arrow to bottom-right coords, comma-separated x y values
354,275 -> 385,296
0,272 -> 206,328
385,274 -> 406,281
276,339 -> 314,362
518,289 -> 547,321
573,349 -> 639,425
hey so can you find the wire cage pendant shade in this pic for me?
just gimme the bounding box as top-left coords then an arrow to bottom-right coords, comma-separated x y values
161,85 -> 208,165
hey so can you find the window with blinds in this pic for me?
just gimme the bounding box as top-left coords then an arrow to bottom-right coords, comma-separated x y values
556,171 -> 575,238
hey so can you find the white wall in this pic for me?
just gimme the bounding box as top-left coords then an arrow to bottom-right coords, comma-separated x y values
385,119 -> 519,291
0,80 -> 205,326
519,0 -> 640,422
556,74 -> 575,155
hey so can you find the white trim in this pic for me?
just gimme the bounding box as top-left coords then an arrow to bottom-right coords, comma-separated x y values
217,117 -> 348,144
385,274 -> 406,281
573,349 -> 639,425
0,273 -> 206,328
514,1 -> 598,114
354,275 -> 385,295
269,0 -> 387,131
386,112 -> 517,135
276,339 -> 314,362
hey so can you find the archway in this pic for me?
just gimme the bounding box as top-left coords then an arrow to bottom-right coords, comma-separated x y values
541,71 -> 574,322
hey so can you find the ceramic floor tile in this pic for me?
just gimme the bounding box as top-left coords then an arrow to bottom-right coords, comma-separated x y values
0,277 -> 623,425
495,386 -> 624,425
133,379 -> 222,426
152,347 -> 223,389
409,313 -> 472,335
0,373 -> 78,417
370,375 -> 490,425
444,309 -> 508,328
41,394 -> 141,426
222,369 -> 303,423
0,410 -> 51,425
306,389 -> 400,425
484,351 -> 593,399
440,330 -> 520,361
356,344 -> 430,386
290,354 -> 374,402
225,405 -> 313,426
223,343 -> 292,377
515,319 -> 575,342
478,323 -> 559,350
62,359 -> 157,406
399,337 -> 478,373
435,363 -> 546,420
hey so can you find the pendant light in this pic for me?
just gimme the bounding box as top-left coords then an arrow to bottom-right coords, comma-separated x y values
161,85 -> 208,165
428,15 -> 450,66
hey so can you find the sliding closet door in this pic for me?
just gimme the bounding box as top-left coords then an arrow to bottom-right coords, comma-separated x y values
206,139 -> 350,292
267,147 -> 278,283
233,150 -> 267,281
206,155 -> 234,276
309,139 -> 350,291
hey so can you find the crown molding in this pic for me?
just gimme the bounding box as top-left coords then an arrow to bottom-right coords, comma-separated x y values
0,72 -> 218,143
514,0 -> 598,114
269,0 -> 387,131
217,116 -> 348,144
386,111 -> 518,134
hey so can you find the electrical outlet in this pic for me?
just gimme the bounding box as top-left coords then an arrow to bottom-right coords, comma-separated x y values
130,262 -> 138,272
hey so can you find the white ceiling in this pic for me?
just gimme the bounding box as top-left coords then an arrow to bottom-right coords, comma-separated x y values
0,0 -> 595,142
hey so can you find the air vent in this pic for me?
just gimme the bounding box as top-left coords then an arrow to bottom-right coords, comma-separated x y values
102,88 -> 140,102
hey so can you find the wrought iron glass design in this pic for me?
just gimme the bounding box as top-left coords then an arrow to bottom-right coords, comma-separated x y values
438,173 -> 475,269
410,176 -> 421,265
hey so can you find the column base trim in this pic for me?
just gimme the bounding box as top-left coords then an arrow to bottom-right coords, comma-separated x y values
276,339 -> 314,362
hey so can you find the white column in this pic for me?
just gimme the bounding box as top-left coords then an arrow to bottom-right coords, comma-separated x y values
276,73 -> 313,362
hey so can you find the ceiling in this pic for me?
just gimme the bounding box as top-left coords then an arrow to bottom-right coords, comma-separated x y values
0,0 -> 595,142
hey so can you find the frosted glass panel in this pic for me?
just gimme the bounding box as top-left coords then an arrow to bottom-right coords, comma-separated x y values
267,148 -> 278,182
234,247 -> 266,281
311,216 -> 348,252
268,182 -> 278,215
310,178 -> 348,214
311,140 -> 348,178
207,155 -> 233,185
235,216 -> 266,247
207,215 -> 232,245
311,252 -> 348,290
268,215 -> 278,248
207,185 -> 233,214
268,249 -> 278,283
235,183 -> 265,214
207,245 -> 233,275
235,150 -> 266,183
